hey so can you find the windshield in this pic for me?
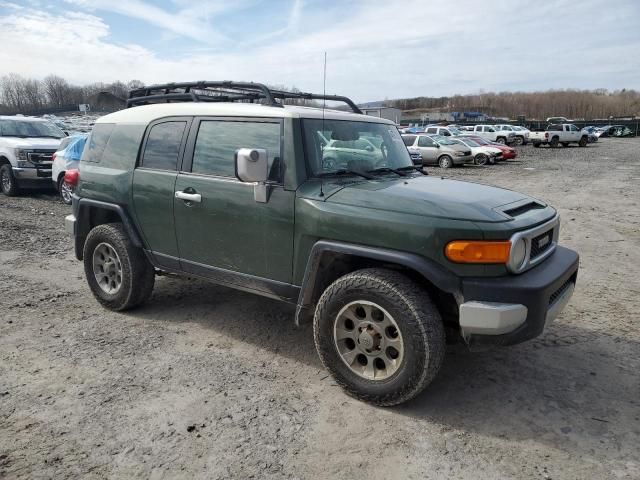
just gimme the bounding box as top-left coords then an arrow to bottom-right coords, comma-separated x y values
447,127 -> 462,135
0,119 -> 65,138
457,138 -> 480,147
303,119 -> 412,175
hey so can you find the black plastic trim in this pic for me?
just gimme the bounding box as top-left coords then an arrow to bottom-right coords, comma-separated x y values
295,240 -> 461,324
462,245 -> 579,346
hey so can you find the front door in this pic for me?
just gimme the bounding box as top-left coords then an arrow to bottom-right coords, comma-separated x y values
173,117 -> 295,288
416,135 -> 438,164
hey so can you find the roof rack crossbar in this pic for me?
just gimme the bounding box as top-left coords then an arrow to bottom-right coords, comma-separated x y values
126,81 -> 362,114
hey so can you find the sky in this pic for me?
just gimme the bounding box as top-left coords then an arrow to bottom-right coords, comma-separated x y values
1,0 -> 639,102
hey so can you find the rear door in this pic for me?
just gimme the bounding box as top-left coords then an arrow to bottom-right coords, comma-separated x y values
173,117 -> 295,286
132,117 -> 190,269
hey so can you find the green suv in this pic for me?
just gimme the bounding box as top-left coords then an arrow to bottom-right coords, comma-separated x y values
65,82 -> 578,406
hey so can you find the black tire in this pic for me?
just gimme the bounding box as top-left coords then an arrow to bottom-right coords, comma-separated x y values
0,164 -> 19,196
474,153 -> 488,166
57,174 -> 73,205
83,223 -> 155,311
496,137 -> 506,144
313,268 -> 445,406
533,142 -> 541,148
550,136 -> 559,148
514,136 -> 524,146
438,155 -> 453,168
561,142 -> 569,147
579,136 -> 588,147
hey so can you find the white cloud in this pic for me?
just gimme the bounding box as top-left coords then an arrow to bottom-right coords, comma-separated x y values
0,0 -> 639,102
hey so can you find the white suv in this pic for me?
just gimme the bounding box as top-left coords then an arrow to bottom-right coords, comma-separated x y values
0,116 -> 65,196
465,125 -> 515,145
423,126 -> 462,137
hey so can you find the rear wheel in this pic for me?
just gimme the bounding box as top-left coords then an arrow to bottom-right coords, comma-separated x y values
0,164 -> 19,196
83,223 -> 155,311
550,136 -> 559,148
58,174 -> 73,205
313,268 -> 445,406
533,142 -> 541,148
438,155 -> 453,168
561,142 -> 569,147
474,153 -> 488,166
496,137 -> 506,144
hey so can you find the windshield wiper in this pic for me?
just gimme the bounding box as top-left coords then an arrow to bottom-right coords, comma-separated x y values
397,165 -> 428,175
317,169 -> 375,180
367,167 -> 408,177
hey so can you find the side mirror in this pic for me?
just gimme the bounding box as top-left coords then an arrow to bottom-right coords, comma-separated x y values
236,148 -> 269,203
365,145 -> 374,152
435,143 -> 440,148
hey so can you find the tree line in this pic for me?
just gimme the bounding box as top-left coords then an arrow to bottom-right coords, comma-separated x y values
387,88 -> 640,120
0,73 -> 143,113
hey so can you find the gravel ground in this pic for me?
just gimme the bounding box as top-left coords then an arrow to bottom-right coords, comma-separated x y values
1,138 -> 639,479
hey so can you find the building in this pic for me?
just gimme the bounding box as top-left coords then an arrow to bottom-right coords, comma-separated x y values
359,106 -> 402,124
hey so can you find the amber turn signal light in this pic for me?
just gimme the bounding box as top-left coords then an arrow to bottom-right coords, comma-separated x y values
445,240 -> 511,264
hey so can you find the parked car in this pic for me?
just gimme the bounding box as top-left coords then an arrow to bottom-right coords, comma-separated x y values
450,137 -> 503,165
52,134 -> 88,204
466,125 -> 515,144
580,127 -> 599,143
423,126 -> 463,137
0,116 -> 65,196
530,124 -> 589,147
494,125 -> 528,145
546,116 -> 570,124
460,134 -> 517,159
64,81 -> 578,407
402,134 -> 474,167
597,125 -> 634,137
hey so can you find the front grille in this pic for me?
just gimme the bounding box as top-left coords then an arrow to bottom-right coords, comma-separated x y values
549,278 -> 574,305
530,228 -> 553,260
27,150 -> 55,164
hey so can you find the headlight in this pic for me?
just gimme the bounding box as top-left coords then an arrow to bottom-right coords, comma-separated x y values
14,148 -> 28,161
508,237 -> 527,271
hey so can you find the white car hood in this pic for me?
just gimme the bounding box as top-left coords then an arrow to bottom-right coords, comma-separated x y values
0,136 -> 62,150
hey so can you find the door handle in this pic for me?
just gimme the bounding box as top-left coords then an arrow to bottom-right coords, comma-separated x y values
175,191 -> 202,203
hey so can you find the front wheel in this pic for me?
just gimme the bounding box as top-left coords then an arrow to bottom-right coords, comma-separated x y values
0,164 -> 19,196
83,223 -> 155,311
313,268 -> 445,406
438,155 -> 453,168
514,136 -> 524,146
474,153 -> 488,166
579,136 -> 588,147
496,137 -> 506,144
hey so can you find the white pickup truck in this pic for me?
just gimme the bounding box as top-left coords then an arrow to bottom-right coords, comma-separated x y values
530,124 -> 589,148
0,116 -> 65,196
465,125 -> 515,144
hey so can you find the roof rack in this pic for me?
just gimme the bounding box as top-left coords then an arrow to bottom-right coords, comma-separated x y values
126,81 -> 363,114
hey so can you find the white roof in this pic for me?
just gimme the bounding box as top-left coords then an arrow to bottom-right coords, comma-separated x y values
0,115 -> 50,122
95,102 -> 396,125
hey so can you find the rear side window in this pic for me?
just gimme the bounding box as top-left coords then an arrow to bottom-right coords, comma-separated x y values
191,120 -> 282,180
549,124 -> 562,131
141,121 -> 187,170
402,135 -> 416,146
82,123 -> 115,163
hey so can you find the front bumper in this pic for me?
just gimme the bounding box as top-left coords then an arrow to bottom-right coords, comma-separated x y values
453,155 -> 474,165
13,166 -> 52,183
459,245 -> 579,347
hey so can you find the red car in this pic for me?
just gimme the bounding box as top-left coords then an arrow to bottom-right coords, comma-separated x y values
462,135 -> 517,160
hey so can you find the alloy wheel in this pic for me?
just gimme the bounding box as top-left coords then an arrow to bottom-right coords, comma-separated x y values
92,242 -> 123,294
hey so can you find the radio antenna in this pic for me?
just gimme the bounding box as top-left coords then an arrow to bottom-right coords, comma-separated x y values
319,51 -> 327,198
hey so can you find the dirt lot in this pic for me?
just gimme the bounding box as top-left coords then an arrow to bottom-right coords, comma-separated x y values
1,138 -> 639,479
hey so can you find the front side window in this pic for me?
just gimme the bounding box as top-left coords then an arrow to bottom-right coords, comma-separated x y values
426,127 -> 437,134
191,120 -> 282,180
417,136 -> 435,147
486,127 -> 495,132
141,121 -> 186,171
303,119 -> 412,175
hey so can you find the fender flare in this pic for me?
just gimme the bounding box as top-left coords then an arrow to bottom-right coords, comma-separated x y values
73,197 -> 144,259
294,240 -> 461,325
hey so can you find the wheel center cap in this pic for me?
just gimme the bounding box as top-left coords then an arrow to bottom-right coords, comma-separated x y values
358,327 -> 380,352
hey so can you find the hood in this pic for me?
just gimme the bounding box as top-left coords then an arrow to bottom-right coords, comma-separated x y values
0,136 -> 63,150
316,175 -> 550,223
